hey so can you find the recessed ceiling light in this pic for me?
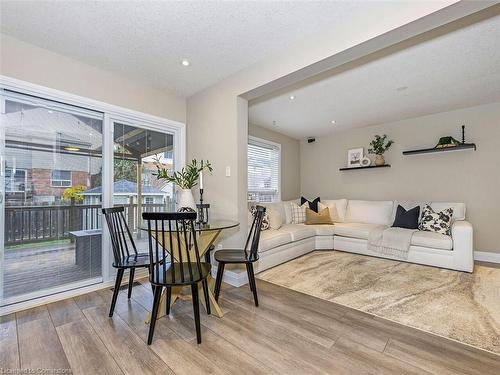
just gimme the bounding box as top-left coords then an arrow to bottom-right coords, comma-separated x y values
396,86 -> 408,91
47,110 -> 54,114
289,95 -> 295,100
181,59 -> 190,67
331,120 -> 336,125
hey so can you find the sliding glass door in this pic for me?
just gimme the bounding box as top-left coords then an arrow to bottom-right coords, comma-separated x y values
0,91 -> 104,306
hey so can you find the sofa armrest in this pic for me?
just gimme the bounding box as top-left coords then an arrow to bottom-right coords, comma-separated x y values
451,220 -> 474,272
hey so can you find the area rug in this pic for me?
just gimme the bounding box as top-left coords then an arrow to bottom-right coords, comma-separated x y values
257,250 -> 500,355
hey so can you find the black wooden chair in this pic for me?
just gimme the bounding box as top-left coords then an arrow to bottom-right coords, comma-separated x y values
142,211 -> 211,345
102,206 -> 154,317
214,205 -> 266,307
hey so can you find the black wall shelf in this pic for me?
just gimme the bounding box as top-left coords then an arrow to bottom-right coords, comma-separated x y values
339,164 -> 391,171
402,143 -> 476,155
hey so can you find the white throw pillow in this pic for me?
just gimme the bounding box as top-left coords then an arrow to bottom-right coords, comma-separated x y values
319,202 -> 340,223
267,208 -> 283,230
290,202 -> 307,224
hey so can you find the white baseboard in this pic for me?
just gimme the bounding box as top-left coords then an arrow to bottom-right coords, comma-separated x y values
474,251 -> 500,264
211,266 -> 249,287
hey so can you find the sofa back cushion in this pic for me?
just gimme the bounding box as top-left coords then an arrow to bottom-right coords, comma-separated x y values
321,199 -> 348,222
345,200 -> 394,225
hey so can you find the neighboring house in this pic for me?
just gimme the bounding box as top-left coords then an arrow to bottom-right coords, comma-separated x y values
3,107 -> 102,206
81,179 -> 169,206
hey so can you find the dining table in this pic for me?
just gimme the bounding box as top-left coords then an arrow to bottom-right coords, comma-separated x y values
140,218 -> 239,323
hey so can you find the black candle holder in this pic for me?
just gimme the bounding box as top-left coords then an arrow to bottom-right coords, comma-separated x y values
196,188 -> 210,224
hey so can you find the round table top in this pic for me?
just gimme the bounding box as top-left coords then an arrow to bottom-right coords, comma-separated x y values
139,219 -> 239,232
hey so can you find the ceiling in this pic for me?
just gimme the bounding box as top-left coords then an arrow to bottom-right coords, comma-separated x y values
249,12 -> 500,139
0,0 -> 402,98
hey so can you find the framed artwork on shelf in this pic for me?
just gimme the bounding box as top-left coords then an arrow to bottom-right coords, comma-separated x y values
347,148 -> 364,168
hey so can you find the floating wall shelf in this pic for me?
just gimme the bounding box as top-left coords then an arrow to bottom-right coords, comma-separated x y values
339,164 -> 391,171
402,143 -> 476,155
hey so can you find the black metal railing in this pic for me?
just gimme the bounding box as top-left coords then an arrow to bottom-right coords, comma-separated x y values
4,202 -> 172,246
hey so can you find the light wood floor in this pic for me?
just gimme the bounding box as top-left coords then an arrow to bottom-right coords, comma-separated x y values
1,278 -> 499,374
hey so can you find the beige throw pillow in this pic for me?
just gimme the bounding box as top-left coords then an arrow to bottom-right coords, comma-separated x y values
267,208 -> 283,230
305,207 -> 333,225
318,201 -> 340,222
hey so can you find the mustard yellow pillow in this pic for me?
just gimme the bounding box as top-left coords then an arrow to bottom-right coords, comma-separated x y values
305,207 -> 333,225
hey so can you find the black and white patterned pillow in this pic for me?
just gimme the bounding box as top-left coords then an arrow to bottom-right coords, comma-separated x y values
290,202 -> 307,224
418,204 -> 454,235
250,206 -> 270,231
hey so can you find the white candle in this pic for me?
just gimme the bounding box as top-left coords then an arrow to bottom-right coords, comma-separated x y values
199,171 -> 203,189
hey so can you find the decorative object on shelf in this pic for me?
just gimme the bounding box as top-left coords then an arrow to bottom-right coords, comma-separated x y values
154,158 -> 213,211
360,156 -> 371,167
368,134 -> 394,166
347,148 -> 364,168
402,125 -> 476,155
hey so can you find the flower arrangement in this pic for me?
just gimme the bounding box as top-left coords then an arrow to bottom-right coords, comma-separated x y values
154,158 -> 212,189
368,134 -> 394,155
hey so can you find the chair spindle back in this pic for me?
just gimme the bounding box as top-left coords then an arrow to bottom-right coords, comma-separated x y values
245,205 -> 266,261
102,206 -> 138,265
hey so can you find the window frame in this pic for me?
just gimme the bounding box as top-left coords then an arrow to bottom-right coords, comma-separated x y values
5,168 -> 27,192
51,170 -> 72,188
247,135 -> 281,203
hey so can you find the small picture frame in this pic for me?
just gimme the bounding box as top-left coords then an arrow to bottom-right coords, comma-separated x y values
347,148 -> 364,168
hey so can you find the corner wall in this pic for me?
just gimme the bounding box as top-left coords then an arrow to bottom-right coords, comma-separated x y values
300,102 -> 500,253
249,124 -> 300,201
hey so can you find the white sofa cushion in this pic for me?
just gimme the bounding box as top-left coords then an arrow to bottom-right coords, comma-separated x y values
258,230 -> 292,253
280,224 -> 316,241
283,199 -> 300,224
300,224 -> 335,236
411,231 -> 452,250
345,200 -> 394,225
322,199 -> 348,222
267,208 -> 283,230
430,202 -> 466,221
334,222 -> 387,240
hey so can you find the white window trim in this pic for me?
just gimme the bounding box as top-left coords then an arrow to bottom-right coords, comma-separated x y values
51,170 -> 72,188
0,75 -> 186,309
248,135 -> 281,203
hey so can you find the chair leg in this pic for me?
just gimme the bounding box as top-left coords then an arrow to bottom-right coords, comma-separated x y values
127,268 -> 135,299
147,286 -> 163,345
202,279 -> 211,315
191,284 -> 202,344
245,263 -> 254,292
166,287 -> 172,315
214,262 -> 225,301
249,263 -> 259,307
109,269 -> 124,317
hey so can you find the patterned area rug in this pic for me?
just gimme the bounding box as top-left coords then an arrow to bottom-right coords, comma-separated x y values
257,250 -> 500,355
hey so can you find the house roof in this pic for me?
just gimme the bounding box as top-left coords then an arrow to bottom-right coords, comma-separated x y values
81,179 -> 166,195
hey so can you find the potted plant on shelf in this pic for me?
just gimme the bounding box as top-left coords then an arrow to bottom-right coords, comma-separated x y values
368,134 -> 394,166
154,158 -> 213,210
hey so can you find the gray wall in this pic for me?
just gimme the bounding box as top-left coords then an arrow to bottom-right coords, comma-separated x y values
300,102 -> 500,254
249,124 -> 300,201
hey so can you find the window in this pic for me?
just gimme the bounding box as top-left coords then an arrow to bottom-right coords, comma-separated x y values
5,168 -> 27,192
248,136 -> 281,203
51,170 -> 72,187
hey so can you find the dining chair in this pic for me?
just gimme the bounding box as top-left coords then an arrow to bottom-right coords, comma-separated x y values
142,211 -> 211,345
213,205 -> 266,307
102,206 -> 153,317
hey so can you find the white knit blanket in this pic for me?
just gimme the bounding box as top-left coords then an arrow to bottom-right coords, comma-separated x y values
368,226 -> 417,259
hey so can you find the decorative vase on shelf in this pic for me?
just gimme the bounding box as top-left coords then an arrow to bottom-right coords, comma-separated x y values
374,154 -> 385,166
177,189 -> 196,211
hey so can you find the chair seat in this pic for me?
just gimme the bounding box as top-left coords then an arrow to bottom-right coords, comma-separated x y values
214,249 -> 257,264
113,253 -> 151,268
150,262 -> 211,286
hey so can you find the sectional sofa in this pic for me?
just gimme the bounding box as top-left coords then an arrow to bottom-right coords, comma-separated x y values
251,199 -> 473,275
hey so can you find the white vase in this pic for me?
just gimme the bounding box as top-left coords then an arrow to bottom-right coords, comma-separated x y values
177,188 -> 196,211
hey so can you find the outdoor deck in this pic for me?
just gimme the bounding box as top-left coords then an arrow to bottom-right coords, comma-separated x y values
3,236 -> 150,300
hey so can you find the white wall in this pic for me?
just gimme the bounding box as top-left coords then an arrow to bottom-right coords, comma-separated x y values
300,102 -> 500,254
0,34 -> 186,123
187,3 -> 454,248
249,124 -> 300,201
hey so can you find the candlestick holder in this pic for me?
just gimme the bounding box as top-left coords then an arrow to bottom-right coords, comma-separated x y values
196,188 -> 210,224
